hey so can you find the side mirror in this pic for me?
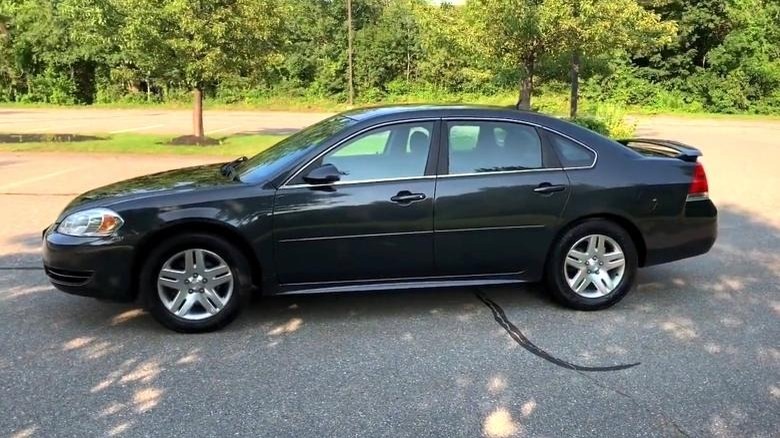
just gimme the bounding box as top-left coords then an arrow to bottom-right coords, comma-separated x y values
303,163 -> 341,185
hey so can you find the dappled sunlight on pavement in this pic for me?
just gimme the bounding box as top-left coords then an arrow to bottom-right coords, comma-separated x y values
1,118 -> 779,436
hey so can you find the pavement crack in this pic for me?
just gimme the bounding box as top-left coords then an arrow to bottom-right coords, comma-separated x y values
474,288 -> 640,372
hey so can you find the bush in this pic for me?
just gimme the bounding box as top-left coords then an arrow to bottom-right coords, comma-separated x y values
570,116 -> 609,135
570,103 -> 636,138
19,68 -> 77,104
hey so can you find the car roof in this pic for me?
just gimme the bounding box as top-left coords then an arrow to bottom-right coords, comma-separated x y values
341,104 -> 562,125
337,104 -> 628,161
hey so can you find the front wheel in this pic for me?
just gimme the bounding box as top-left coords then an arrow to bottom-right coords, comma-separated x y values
545,220 -> 638,310
140,233 -> 248,332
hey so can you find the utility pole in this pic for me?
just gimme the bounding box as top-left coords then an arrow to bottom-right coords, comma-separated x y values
347,0 -> 355,105
569,0 -> 581,119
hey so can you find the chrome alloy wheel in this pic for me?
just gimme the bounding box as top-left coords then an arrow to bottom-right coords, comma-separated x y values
157,249 -> 234,321
564,234 -> 626,298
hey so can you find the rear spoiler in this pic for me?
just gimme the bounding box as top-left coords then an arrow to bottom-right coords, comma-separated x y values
617,138 -> 703,162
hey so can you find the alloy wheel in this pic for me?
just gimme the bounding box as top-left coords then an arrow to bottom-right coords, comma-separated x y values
156,248 -> 234,321
563,234 -> 626,298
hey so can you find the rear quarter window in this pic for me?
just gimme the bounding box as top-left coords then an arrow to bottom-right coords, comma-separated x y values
548,132 -> 596,168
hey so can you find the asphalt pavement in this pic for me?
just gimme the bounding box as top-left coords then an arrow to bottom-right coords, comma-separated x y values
0,115 -> 778,437
0,108 -> 330,136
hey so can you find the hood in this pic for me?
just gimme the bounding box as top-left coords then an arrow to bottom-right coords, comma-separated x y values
63,163 -> 236,212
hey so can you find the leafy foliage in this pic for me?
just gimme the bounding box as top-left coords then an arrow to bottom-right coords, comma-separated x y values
0,0 -> 778,116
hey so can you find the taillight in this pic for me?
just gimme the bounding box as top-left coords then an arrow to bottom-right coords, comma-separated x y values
687,162 -> 709,200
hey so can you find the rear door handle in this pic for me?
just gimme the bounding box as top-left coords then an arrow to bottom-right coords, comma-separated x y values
391,191 -> 426,203
533,183 -> 567,194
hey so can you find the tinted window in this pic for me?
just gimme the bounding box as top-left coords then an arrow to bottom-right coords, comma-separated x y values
238,116 -> 353,183
319,122 -> 434,182
548,132 -> 596,168
447,121 -> 542,174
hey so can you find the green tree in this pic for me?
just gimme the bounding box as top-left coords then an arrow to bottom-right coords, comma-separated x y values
550,0 -> 675,117
415,1 -> 489,92
114,0 -> 284,139
0,6 -> 14,100
355,0 -> 424,94
639,0 -> 730,82
466,0 -> 562,109
697,0 -> 780,111
276,0 -> 384,100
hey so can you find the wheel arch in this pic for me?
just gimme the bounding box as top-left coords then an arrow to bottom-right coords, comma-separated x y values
131,220 -> 262,299
549,213 -> 647,268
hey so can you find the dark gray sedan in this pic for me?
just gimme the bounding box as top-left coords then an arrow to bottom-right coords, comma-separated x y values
42,105 -> 717,332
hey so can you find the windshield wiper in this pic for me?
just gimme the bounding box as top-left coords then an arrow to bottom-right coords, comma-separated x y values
221,156 -> 247,181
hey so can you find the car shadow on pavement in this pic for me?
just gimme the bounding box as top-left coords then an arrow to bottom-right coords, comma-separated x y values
0,204 -> 778,436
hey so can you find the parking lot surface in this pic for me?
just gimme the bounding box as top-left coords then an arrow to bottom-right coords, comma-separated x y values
0,108 -> 331,136
0,115 -> 778,437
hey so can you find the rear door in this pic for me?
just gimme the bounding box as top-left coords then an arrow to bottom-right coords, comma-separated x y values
433,119 -> 570,276
273,120 -> 440,284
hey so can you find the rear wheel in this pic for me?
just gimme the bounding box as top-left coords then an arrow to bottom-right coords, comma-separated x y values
545,220 -> 638,310
140,233 -> 248,332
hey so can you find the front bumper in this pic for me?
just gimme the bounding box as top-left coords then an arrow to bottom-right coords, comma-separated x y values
42,226 -> 137,302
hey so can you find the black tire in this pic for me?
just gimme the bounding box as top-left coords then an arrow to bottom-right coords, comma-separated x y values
545,219 -> 638,310
140,233 -> 250,333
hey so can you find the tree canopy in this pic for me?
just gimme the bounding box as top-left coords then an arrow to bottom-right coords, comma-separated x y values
1,0 -> 778,117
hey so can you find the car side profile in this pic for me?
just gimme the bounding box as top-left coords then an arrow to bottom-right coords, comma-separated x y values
42,105 -> 717,332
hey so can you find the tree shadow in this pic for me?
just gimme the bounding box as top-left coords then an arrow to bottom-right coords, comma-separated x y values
0,158 -> 22,167
232,128 -> 300,136
0,203 -> 777,436
0,133 -> 105,143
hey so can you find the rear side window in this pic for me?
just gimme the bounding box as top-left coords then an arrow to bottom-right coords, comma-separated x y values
548,132 -> 595,168
447,121 -> 543,174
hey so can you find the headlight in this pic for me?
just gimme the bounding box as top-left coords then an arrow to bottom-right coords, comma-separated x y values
57,208 -> 125,237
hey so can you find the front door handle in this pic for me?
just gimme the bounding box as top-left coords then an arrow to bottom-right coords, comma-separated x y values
533,183 -> 567,194
391,191 -> 426,204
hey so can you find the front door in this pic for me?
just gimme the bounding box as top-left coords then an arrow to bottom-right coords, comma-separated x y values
273,120 -> 439,284
434,119 -> 569,276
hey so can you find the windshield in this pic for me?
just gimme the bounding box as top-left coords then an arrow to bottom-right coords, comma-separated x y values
238,116 -> 354,184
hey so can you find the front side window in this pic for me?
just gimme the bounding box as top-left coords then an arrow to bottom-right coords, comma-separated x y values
319,122 -> 434,182
239,115 -> 353,183
447,121 -> 543,174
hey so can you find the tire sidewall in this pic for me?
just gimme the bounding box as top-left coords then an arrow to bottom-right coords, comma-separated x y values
547,220 -> 638,310
140,233 -> 247,333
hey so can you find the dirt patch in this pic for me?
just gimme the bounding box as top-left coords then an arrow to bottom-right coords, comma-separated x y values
168,135 -> 220,146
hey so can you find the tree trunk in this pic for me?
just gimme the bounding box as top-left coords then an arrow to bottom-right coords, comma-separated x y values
347,0 -> 355,105
406,50 -> 411,83
517,55 -> 535,110
192,87 -> 204,139
569,49 -> 581,119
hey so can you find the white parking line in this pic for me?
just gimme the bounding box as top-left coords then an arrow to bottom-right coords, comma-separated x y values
205,126 -> 240,135
0,165 -> 92,191
110,124 -> 165,134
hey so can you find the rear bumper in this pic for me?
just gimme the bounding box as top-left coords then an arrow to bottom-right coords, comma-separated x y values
41,226 -> 137,302
643,199 -> 717,266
